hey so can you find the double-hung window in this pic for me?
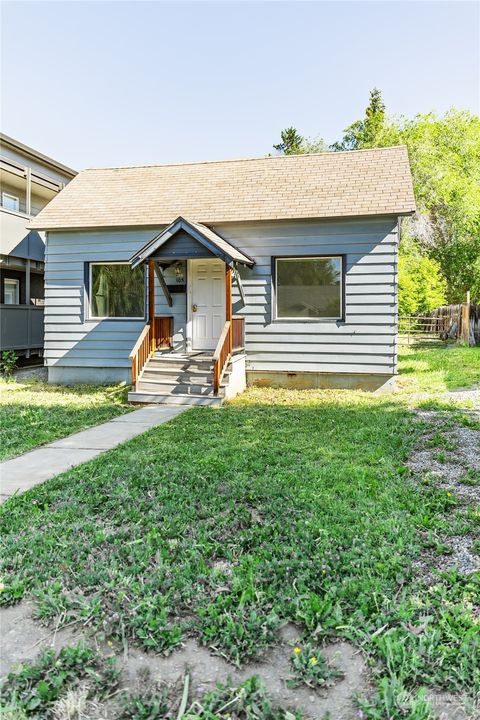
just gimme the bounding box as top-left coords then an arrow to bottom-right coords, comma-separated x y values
274,256 -> 344,320
88,262 -> 145,319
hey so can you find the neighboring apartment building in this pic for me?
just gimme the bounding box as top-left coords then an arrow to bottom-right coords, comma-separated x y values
0,133 -> 76,358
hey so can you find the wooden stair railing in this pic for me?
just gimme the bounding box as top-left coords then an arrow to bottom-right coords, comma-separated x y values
213,320 -> 232,395
129,316 -> 173,389
232,315 -> 245,352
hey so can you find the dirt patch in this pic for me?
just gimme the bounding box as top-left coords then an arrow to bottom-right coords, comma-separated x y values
426,688 -> 479,720
0,601 -> 82,678
0,604 -> 370,719
123,628 -> 369,719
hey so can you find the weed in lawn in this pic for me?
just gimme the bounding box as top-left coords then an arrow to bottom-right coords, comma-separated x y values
357,677 -> 433,720
184,675 -> 302,719
463,469 -> 480,486
118,667 -> 178,719
0,643 -> 119,718
197,597 -> 281,666
426,431 -> 456,451
288,643 -> 344,691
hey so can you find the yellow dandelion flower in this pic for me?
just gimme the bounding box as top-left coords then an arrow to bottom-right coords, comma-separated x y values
293,647 -> 301,655
310,657 -> 318,665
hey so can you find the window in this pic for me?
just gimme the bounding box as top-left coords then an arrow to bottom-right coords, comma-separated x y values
2,193 -> 19,212
274,256 -> 343,320
89,263 -> 145,319
4,278 -> 20,304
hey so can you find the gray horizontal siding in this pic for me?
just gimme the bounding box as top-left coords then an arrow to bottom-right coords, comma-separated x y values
45,218 -> 398,377
44,229 -> 159,369
218,218 -> 398,375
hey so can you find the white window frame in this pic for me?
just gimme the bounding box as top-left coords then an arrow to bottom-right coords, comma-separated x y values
274,255 -> 344,322
4,278 -> 20,304
88,261 -> 146,321
2,192 -> 20,212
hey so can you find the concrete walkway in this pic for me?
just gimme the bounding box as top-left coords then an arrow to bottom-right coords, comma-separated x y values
0,405 -> 186,503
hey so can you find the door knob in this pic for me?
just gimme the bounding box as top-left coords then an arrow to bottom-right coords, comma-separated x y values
192,304 -> 198,312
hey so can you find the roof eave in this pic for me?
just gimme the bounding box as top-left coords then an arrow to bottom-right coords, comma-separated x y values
30,208 -> 416,233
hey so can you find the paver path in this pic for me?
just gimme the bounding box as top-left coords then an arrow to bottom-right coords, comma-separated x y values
0,405 -> 186,503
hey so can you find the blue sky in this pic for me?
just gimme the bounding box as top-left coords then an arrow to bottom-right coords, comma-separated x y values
1,1 -> 478,170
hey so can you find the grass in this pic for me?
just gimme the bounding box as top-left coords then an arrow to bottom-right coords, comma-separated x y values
397,344 -> 480,394
0,345 -> 479,718
0,379 -> 131,461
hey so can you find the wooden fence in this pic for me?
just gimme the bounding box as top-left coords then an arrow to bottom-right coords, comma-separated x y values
399,304 -> 480,346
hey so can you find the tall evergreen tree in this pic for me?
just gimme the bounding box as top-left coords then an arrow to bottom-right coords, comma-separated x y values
273,127 -> 305,155
331,88 -> 386,151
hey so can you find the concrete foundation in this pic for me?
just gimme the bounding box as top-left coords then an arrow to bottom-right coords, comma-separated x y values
48,366 -> 130,386
224,353 -> 247,400
247,371 -> 396,392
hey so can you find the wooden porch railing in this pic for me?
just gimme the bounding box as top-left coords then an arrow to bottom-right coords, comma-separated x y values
129,316 -> 173,388
232,315 -> 245,352
213,320 -> 231,395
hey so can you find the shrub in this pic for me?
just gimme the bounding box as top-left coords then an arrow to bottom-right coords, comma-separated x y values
1,350 -> 18,379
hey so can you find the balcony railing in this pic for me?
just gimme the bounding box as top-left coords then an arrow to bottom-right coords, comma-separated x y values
0,305 -> 44,353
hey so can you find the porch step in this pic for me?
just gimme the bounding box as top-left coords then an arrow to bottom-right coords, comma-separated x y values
150,352 -> 214,371
140,366 -> 229,384
129,351 -> 230,407
127,391 -> 224,407
136,378 -> 225,396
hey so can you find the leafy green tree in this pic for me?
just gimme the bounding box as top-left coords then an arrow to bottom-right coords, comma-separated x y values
272,95 -> 479,303
398,244 -> 447,316
394,111 -> 480,303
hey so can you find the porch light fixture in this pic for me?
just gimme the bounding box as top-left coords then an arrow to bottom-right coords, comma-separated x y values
174,261 -> 185,283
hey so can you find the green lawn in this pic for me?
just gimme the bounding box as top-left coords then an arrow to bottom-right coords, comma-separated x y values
397,345 -> 480,394
0,379 -> 131,461
1,346 -> 479,718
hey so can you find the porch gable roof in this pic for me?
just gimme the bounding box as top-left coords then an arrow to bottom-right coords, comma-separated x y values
130,217 -> 255,268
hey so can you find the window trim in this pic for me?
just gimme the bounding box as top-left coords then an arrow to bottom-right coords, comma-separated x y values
4,277 -> 20,305
86,261 -> 146,321
2,192 -> 20,212
272,254 -> 345,322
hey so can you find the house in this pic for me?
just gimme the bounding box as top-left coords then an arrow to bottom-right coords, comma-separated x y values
0,134 -> 76,358
29,147 -> 415,404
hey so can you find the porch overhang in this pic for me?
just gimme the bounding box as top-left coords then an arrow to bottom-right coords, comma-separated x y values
130,216 -> 255,269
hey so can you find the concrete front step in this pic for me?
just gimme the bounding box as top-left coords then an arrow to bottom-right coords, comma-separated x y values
136,379 -> 224,396
128,391 -> 224,406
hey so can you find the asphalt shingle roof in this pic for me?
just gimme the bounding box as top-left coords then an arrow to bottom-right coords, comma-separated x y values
30,146 -> 415,230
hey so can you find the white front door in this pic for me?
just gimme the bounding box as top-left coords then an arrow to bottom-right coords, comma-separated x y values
190,259 -> 225,350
